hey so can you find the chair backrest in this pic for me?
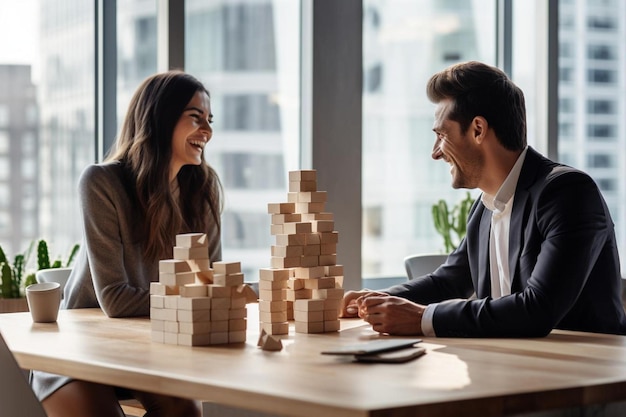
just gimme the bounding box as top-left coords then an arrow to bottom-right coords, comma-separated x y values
403,253 -> 448,280
35,268 -> 72,298
0,332 -> 48,417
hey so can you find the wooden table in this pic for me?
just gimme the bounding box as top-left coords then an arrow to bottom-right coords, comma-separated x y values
2,306 -> 626,417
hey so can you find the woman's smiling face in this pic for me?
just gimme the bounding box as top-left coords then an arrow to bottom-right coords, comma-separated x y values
170,90 -> 213,180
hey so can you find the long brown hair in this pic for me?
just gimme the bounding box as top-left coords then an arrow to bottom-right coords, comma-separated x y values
106,70 -> 222,261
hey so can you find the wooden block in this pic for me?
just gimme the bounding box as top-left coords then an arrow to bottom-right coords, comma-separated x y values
259,268 -> 291,282
260,311 -> 288,323
259,279 -> 288,291
151,319 -> 164,332
295,202 -> 325,214
150,294 -> 165,309
293,299 -> 325,312
258,289 -> 285,301
260,321 -> 289,335
312,220 -> 334,233
324,309 -> 339,321
287,301 -> 294,320
164,295 -> 179,310
229,307 -> 247,319
283,222 -> 312,235
257,329 -> 284,351
300,255 -> 319,267
267,202 -> 295,214
164,320 -> 179,333
179,321 -> 212,334
150,307 -> 177,322
325,265 -> 344,276
159,259 -> 191,273
211,297 -> 231,310
287,278 -> 305,290
289,180 -> 317,192
288,170 -> 317,182
294,310 -> 324,322
212,261 -> 241,275
270,224 -> 284,235
194,269 -> 214,284
177,296 -> 211,311
211,320 -> 229,332
230,296 -> 247,309
303,277 -> 336,290
180,284 -> 208,298
209,332 -> 229,345
186,258 -> 211,272
233,284 -> 258,303
271,213 -> 302,224
312,288 -> 344,300
159,271 -> 195,287
259,300 -> 287,312
208,284 -> 231,298
303,244 -> 321,256
301,212 -> 333,221
285,288 -> 312,301
304,233 -> 321,245
229,318 -> 247,332
271,245 -> 303,258
294,320 -> 324,334
334,276 -> 344,288
324,298 -> 342,310
289,191 -> 327,203
320,232 -> 339,244
178,333 -> 211,346
150,282 -> 179,295
173,246 -> 209,260
177,309 -> 211,322
229,330 -> 246,344
319,254 -> 337,266
213,272 -> 244,287
320,243 -> 337,255
211,309 -> 230,321
164,332 -> 178,345
271,256 -> 300,269
324,319 -> 340,332
176,233 -> 208,248
293,266 -> 325,279
275,233 -> 307,246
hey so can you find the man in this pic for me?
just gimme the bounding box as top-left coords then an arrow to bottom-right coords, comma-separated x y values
341,61 -> 626,337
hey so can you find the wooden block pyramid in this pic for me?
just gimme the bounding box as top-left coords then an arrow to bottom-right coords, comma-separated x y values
260,170 -> 345,335
150,232 -> 247,346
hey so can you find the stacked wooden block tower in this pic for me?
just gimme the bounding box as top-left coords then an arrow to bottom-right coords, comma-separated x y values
150,233 -> 247,346
259,170 -> 345,335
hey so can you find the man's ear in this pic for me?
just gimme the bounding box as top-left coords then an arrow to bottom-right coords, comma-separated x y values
471,116 -> 488,144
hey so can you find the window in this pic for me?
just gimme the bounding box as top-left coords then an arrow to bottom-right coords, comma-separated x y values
587,99 -> 615,114
588,69 -> 615,84
587,153 -> 613,169
588,16 -> 615,29
587,124 -> 615,139
588,45 -> 615,60
222,95 -> 280,131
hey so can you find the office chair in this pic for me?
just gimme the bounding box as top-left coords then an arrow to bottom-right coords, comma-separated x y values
403,253 -> 448,280
0,331 -> 48,417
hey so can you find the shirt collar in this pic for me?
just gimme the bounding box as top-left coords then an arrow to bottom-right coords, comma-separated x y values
481,147 -> 528,213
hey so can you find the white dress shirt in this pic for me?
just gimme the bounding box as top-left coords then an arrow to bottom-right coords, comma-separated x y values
421,147 -> 528,336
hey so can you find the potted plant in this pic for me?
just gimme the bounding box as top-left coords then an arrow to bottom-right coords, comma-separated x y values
431,191 -> 475,253
0,240 -> 79,313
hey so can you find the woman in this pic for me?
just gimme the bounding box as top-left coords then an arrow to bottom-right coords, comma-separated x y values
32,71 -> 222,417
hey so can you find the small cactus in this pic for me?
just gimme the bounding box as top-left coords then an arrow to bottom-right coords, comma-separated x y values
432,192 -> 475,253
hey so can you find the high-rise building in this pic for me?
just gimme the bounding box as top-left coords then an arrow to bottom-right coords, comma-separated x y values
0,65 -> 39,256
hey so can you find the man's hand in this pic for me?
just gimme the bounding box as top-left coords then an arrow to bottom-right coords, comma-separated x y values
357,295 -> 426,335
339,290 -> 387,318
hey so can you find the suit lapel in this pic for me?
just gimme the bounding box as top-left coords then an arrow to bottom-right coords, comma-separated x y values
478,208 -> 492,298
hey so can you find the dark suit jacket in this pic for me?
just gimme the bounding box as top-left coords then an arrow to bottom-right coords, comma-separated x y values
387,147 -> 626,337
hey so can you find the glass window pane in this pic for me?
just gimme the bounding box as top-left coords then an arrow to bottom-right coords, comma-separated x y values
117,0 -> 158,126
362,0 -> 494,278
557,0 -> 626,272
186,0 -> 300,282
1,0 -> 94,259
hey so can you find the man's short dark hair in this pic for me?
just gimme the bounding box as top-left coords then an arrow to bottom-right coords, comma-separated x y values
426,61 -> 527,151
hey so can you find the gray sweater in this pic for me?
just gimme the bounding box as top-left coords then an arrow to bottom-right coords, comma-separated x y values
32,161 -> 221,399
